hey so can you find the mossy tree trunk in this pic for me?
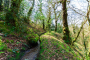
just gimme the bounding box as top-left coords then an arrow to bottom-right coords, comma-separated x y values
52,3 -> 60,32
5,0 -> 22,27
39,0 -> 45,29
47,7 -> 51,31
87,0 -> 90,57
54,7 -> 57,32
62,0 -> 71,44
43,19 -> 45,29
27,0 -> 35,24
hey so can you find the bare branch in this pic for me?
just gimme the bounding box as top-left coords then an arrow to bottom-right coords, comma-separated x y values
69,6 -> 87,17
73,18 -> 88,43
52,0 -> 62,4
86,0 -> 89,2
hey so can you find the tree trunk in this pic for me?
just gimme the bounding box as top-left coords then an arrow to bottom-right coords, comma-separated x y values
43,19 -> 45,29
5,0 -> 22,26
47,7 -> 51,31
0,0 -> 3,11
27,0 -> 35,23
54,8 -> 57,32
55,19 -> 57,32
62,0 -> 71,44
87,0 -> 90,56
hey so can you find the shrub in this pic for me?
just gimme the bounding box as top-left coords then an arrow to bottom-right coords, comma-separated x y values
26,33 -> 39,46
0,39 -> 7,50
0,39 -> 2,46
10,40 -> 14,43
7,48 -> 12,52
0,36 -> 2,39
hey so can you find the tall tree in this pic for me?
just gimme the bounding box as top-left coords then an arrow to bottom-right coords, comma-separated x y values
86,0 -> 90,56
27,0 -> 35,22
47,7 -> 51,31
62,0 -> 71,44
39,0 -> 45,29
51,1 -> 62,32
5,0 -> 22,26
53,4 -> 57,32
53,5 -> 61,32
87,0 -> 90,25
0,0 -> 3,11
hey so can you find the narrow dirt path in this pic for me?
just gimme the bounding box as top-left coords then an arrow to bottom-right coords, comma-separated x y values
21,41 -> 40,60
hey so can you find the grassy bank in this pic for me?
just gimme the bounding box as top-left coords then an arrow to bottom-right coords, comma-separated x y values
37,31 -> 83,60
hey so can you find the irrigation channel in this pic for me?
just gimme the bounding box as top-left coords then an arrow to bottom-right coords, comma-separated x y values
21,40 -> 40,60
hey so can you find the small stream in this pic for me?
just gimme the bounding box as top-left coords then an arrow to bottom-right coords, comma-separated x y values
21,41 -> 40,60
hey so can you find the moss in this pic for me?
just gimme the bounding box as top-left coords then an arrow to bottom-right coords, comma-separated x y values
10,40 -> 14,43
0,39 -> 2,46
26,28 -> 39,46
0,52 -> 4,54
0,40 -> 7,51
7,49 -> 12,52
0,36 -> 2,39
6,40 -> 10,43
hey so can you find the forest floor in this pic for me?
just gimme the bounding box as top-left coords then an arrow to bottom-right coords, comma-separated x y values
0,21 -> 45,60
0,35 -> 28,60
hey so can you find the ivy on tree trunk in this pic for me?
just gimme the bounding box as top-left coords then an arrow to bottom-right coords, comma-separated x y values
62,0 -> 71,44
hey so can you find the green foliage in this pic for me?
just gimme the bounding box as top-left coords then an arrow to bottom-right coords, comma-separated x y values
7,49 -> 12,52
7,46 -> 24,60
7,51 -> 24,60
12,48 -> 20,53
5,40 -> 14,43
21,47 -> 25,50
5,10 -> 15,26
0,21 -> 16,36
0,36 -> 2,39
23,43 -> 29,48
57,26 -> 63,33
26,28 -> 39,45
10,40 -> 14,43
0,39 -> 2,46
26,33 -> 39,44
0,12 -> 5,21
0,52 -> 4,54
0,21 -> 8,33
0,39 -> 7,50
6,39 -> 10,43
34,11 -> 46,24
56,23 -> 63,33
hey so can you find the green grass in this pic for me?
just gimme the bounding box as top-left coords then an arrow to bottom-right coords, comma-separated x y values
37,31 -> 82,60
0,52 -> 4,54
0,38 -> 7,51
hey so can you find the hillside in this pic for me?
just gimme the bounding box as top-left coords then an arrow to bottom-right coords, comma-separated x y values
37,31 -> 83,60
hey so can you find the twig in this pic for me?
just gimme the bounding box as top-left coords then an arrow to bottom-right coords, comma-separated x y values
69,6 -> 87,17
